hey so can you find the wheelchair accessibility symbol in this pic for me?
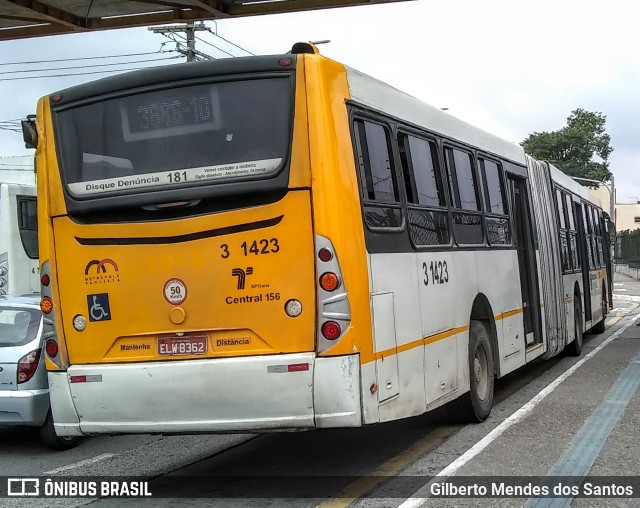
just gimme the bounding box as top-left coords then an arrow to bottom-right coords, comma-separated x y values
87,293 -> 111,322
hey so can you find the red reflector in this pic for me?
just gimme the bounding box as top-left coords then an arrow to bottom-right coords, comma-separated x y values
41,273 -> 50,286
321,321 -> 341,341
45,339 -> 58,358
52,94 -> 63,102
318,248 -> 333,262
278,57 -> 293,67
70,375 -> 87,383
287,363 -> 310,372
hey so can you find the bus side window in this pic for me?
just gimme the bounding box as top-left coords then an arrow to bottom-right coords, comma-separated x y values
353,119 -> 402,229
479,157 -> 510,246
445,147 -> 483,245
594,208 -> 605,267
398,133 -> 450,246
582,204 -> 596,270
555,188 -> 571,272
590,206 -> 603,267
566,193 -> 580,270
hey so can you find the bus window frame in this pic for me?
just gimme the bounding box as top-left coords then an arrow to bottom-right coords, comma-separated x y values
443,143 -> 485,247
477,154 -> 512,248
554,186 -> 573,273
350,111 -> 407,236
396,127 -> 453,249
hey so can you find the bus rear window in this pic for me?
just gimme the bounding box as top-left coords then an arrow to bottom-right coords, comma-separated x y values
54,77 -> 292,198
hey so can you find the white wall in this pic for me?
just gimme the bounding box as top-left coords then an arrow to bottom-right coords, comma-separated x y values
0,156 -> 35,185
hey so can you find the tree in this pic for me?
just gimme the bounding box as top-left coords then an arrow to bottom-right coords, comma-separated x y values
521,108 -> 613,181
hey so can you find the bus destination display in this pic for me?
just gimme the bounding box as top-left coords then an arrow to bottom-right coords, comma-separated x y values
121,87 -> 220,141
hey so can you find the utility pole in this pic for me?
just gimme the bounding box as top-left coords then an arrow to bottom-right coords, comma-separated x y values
149,22 -> 210,62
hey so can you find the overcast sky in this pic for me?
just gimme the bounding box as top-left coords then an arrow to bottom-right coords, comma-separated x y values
0,0 -> 637,201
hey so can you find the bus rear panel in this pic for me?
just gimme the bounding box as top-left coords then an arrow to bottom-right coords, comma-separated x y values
40,55 -> 363,435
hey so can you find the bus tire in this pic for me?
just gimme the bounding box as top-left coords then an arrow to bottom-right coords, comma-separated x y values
567,299 -> 583,357
40,410 -> 80,451
459,320 -> 494,422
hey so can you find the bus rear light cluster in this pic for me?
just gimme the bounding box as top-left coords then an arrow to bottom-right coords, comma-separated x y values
315,235 -> 351,353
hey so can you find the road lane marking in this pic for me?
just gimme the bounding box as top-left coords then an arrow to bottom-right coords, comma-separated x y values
44,453 -> 116,474
316,426 -> 456,508
398,312 -> 640,508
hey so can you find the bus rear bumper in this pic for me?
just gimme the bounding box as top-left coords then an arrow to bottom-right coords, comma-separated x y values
48,353 -> 361,436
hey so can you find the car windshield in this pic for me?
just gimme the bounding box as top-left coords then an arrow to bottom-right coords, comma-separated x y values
0,307 -> 41,347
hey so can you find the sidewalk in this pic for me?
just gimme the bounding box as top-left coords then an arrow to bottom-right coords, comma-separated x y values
609,272 -> 640,324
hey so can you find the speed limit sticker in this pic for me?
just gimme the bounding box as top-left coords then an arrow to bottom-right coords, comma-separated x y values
163,278 -> 187,305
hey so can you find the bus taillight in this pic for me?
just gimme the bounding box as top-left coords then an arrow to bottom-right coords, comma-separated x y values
45,339 -> 59,358
321,321 -> 341,341
318,248 -> 333,262
40,296 -> 53,314
319,272 -> 340,292
315,235 -> 351,353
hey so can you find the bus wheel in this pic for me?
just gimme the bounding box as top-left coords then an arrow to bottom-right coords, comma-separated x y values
459,320 -> 494,422
40,410 -> 80,451
567,299 -> 583,357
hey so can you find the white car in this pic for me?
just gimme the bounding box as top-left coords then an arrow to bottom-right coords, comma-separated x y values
0,295 -> 80,450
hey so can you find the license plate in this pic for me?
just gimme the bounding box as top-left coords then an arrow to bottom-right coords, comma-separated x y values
157,336 -> 208,356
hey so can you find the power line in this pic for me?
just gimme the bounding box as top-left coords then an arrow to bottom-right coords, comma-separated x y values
208,21 -> 254,55
0,66 -> 165,82
194,35 -> 234,57
0,51 -> 168,67
206,26 -> 254,56
0,55 -> 180,76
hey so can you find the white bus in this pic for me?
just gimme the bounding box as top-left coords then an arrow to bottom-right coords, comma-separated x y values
0,183 -> 39,296
30,44 -> 611,436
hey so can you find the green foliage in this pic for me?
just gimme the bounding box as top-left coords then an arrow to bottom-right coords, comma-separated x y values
521,108 -> 613,181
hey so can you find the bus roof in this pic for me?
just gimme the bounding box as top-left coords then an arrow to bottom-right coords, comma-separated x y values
547,162 -> 602,207
345,66 -> 526,165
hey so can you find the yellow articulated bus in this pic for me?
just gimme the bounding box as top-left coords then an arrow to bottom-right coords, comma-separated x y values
24,43 -> 611,437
